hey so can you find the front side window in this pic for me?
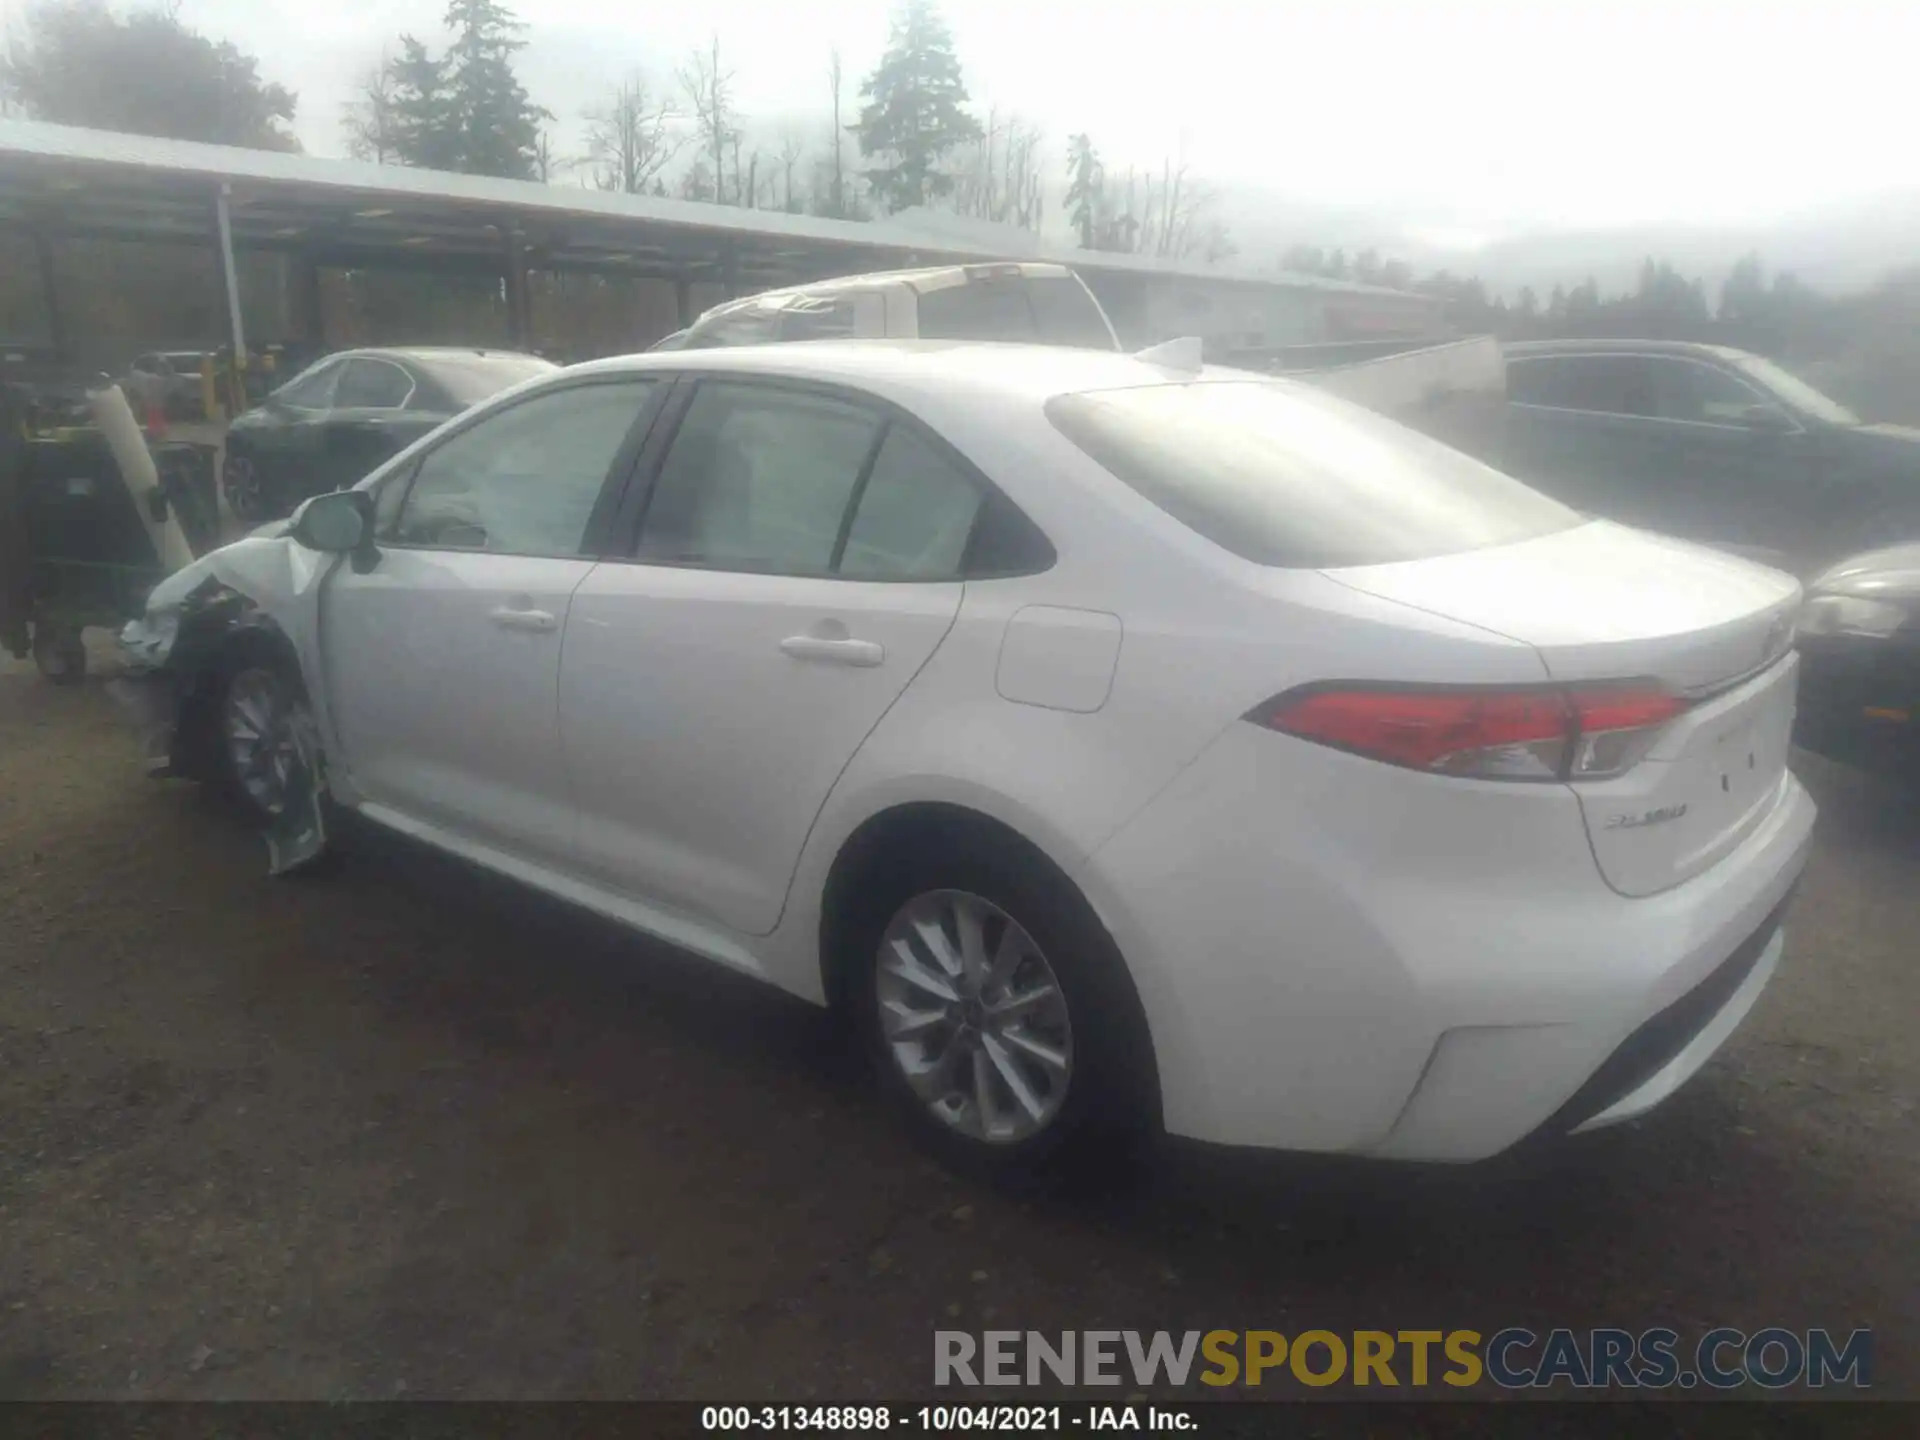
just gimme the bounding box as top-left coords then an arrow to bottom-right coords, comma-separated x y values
1049,379 -> 1580,569
390,380 -> 654,555
637,383 -> 881,572
1644,357 -> 1769,425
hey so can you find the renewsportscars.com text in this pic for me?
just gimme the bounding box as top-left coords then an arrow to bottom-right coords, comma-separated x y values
934,1327 -> 1872,1390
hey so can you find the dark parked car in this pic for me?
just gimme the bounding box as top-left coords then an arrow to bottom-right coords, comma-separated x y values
221,347 -> 556,521
1503,339 -> 1920,574
1794,542 -> 1920,774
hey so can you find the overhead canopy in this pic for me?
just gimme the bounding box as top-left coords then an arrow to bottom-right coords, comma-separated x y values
0,119 -> 1433,302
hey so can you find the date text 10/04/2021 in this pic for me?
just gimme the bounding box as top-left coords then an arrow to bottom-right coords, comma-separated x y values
702,1407 -> 1191,1431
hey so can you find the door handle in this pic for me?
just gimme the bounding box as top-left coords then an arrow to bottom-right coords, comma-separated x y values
779,634 -> 885,667
489,605 -> 558,633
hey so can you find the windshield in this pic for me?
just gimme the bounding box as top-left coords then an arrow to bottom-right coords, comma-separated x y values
1048,380 -> 1581,569
419,353 -> 559,406
1733,355 -> 1859,426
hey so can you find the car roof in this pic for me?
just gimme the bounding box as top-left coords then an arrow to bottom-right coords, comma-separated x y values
564,338 -> 1245,405
335,346 -> 550,365
1504,338 -> 1759,364
697,262 -> 1077,319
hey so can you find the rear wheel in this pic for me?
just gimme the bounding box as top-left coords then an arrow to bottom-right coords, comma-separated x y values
848,835 -> 1155,1179
222,450 -> 273,524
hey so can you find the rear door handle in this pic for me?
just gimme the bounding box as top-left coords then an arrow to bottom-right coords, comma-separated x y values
779,635 -> 885,667
489,605 -> 558,634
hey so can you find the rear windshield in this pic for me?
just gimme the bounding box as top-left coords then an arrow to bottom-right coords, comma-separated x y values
1047,380 -> 1579,568
420,353 -> 558,406
914,273 -> 1119,351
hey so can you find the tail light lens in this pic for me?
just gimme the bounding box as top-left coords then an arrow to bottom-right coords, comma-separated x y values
1250,684 -> 1687,781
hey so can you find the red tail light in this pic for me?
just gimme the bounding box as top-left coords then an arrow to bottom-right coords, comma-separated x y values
1251,684 -> 1687,781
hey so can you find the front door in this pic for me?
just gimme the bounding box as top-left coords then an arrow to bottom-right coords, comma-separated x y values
561,379 -> 991,936
320,376 -> 662,866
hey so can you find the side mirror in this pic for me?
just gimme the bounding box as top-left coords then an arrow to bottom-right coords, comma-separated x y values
289,489 -> 375,555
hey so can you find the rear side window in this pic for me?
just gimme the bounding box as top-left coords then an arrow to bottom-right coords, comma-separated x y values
839,425 -> 983,580
914,278 -> 1039,342
1048,381 -> 1579,569
1027,276 -> 1119,350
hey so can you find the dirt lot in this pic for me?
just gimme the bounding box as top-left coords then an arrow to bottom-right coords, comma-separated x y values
1,646 -> 1915,1404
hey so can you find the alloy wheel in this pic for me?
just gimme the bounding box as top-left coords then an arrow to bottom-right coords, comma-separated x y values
875,889 -> 1074,1145
223,453 -> 267,522
222,668 -> 303,816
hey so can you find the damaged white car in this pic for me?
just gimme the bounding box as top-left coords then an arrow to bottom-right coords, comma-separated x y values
113,342 -> 1811,1176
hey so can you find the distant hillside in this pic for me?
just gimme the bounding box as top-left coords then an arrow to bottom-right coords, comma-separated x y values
1212,185 -> 1920,297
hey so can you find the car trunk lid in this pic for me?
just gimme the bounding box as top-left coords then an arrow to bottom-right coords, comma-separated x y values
1325,520 -> 1803,896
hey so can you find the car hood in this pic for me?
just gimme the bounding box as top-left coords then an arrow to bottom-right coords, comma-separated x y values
1811,540 -> 1920,600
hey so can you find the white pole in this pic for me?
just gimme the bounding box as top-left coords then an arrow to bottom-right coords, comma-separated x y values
88,385 -> 195,575
215,183 -> 247,365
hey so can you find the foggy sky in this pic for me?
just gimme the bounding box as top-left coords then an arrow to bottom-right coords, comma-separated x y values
124,1 -> 1920,244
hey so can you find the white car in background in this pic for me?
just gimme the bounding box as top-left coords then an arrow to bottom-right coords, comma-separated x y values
672,262 -> 1121,352
118,341 -> 1814,1174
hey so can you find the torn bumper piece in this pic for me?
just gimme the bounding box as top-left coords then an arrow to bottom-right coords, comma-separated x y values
105,669 -> 185,778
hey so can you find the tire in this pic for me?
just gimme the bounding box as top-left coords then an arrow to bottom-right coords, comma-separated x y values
846,833 -> 1156,1181
32,626 -> 86,684
205,652 -> 313,828
221,449 -> 274,524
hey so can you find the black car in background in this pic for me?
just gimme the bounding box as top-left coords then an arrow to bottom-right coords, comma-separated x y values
1795,542 -> 1920,775
221,347 -> 556,521
1502,339 -> 1920,575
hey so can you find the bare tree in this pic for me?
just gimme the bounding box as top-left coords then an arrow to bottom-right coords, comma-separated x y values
776,127 -> 806,212
584,74 -> 683,194
825,46 -> 846,218
341,57 -> 399,164
952,110 -> 1045,233
677,34 -> 737,204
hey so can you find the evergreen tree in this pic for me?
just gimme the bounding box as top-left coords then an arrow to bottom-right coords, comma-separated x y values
386,36 -> 457,171
1065,134 -> 1103,249
440,0 -> 549,180
854,0 -> 982,213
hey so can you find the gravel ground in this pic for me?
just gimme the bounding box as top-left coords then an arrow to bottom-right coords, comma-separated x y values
1,645 -> 1915,1405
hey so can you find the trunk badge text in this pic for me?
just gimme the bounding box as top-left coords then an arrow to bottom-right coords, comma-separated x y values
1607,803 -> 1690,830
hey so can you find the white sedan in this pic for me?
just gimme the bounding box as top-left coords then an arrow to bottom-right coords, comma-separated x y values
118,341 -> 1815,1173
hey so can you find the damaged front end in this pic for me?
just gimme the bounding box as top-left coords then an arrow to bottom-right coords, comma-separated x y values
109,534 -> 336,875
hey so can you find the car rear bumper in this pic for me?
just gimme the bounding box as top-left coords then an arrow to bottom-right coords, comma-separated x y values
1084,724 -> 1817,1160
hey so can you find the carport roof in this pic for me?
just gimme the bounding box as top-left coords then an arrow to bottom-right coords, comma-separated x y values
0,119 -> 1428,301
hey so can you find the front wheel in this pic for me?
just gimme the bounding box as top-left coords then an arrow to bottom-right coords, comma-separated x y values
852,842 -> 1155,1179
212,661 -> 311,825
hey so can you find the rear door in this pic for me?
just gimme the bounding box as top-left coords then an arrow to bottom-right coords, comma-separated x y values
561,378 -> 993,936
1503,354 -> 1673,527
